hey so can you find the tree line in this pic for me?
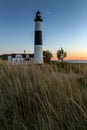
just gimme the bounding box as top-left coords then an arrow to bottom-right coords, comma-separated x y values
43,47 -> 67,63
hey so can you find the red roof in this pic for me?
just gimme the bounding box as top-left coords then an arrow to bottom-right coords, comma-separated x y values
9,53 -> 34,58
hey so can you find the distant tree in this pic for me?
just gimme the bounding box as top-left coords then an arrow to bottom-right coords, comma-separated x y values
57,48 -> 67,61
0,54 -> 8,60
43,50 -> 53,63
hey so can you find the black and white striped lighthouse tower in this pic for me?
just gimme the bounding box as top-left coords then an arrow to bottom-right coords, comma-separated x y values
34,10 -> 43,64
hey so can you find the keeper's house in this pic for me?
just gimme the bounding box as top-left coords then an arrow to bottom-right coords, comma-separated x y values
8,53 -> 34,64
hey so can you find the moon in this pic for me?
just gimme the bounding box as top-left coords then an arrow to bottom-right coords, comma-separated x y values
48,11 -> 51,15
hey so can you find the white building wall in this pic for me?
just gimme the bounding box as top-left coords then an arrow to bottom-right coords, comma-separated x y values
8,54 -> 34,64
13,58 -> 25,64
8,56 -> 13,63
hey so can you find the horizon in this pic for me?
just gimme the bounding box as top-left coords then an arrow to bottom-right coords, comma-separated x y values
0,0 -> 87,60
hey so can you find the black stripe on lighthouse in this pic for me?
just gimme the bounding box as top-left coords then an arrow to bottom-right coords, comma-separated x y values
34,31 -> 42,45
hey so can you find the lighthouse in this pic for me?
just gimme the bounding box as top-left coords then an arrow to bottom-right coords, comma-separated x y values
34,10 -> 43,64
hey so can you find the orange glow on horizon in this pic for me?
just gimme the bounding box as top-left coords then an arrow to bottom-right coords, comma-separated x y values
51,52 -> 87,61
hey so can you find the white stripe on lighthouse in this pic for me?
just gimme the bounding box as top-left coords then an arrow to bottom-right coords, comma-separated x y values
35,21 -> 42,31
34,45 -> 43,64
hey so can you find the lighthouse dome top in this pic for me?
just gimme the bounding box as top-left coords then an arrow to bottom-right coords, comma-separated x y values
36,10 -> 41,16
34,10 -> 43,22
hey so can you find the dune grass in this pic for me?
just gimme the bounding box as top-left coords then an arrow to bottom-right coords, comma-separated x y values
0,60 -> 87,130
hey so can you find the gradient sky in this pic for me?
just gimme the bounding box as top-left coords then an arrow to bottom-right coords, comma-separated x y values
0,0 -> 87,60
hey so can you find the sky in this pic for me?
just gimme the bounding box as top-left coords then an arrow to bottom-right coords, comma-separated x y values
0,0 -> 87,60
